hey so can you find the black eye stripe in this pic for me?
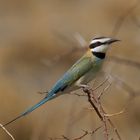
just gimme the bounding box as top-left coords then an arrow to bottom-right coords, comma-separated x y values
89,41 -> 107,49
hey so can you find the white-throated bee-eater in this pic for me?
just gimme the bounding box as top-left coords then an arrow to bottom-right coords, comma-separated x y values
3,37 -> 119,127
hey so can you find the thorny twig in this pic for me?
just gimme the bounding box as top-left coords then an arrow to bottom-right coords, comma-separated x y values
66,126 -> 102,140
52,126 -> 103,140
82,73 -> 140,140
52,76 -> 121,140
96,81 -> 123,140
83,87 -> 103,121
71,75 -> 137,140
99,105 -> 122,140
81,77 -> 123,140
83,72 -> 140,140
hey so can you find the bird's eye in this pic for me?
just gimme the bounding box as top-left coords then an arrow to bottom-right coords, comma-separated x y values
89,41 -> 102,48
95,41 -> 101,46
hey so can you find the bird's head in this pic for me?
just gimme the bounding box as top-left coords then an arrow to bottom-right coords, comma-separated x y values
89,37 -> 120,53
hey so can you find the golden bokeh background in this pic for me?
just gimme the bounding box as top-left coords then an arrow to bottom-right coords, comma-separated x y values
0,0 -> 140,139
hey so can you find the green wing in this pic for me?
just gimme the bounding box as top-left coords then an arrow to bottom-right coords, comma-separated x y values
48,55 -> 93,95
66,56 -> 93,85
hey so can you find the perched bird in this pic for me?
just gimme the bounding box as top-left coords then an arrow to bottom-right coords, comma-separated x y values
3,37 -> 119,127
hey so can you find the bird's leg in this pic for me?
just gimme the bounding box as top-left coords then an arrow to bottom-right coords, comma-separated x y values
72,84 -> 91,97
76,83 -> 90,90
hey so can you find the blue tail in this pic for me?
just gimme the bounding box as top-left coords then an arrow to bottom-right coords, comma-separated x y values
22,96 -> 52,116
3,96 -> 52,127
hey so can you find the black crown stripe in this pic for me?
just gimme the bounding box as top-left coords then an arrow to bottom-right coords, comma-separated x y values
93,37 -> 106,40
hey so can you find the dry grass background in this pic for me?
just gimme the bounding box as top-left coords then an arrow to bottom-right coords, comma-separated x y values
0,0 -> 140,139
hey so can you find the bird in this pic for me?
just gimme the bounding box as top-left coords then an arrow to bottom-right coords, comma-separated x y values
2,36 -> 119,127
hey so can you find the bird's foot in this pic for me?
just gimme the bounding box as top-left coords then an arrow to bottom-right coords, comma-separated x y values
78,84 -> 91,91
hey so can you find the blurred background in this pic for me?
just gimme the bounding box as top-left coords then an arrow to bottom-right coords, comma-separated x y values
0,0 -> 140,139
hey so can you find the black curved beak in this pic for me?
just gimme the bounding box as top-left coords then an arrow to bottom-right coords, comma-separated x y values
108,39 -> 120,44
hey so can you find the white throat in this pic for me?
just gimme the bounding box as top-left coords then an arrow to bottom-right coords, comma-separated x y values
91,44 -> 109,53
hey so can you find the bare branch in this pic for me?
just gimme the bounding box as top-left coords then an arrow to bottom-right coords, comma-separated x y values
0,123 -> 15,140
98,80 -> 112,100
83,87 -> 103,120
93,76 -> 110,91
107,118 -> 122,140
104,108 -> 126,117
57,126 -> 103,140
51,74 -> 137,140
98,101 -> 122,140
82,83 -> 122,140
